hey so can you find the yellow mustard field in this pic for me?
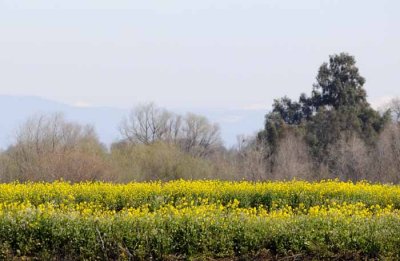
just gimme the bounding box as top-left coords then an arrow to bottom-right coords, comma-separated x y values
1,180 -> 400,260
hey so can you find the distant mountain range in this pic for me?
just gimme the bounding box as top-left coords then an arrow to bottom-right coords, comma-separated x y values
0,95 -> 267,149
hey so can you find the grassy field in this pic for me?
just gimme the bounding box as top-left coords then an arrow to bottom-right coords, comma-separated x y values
1,180 -> 400,260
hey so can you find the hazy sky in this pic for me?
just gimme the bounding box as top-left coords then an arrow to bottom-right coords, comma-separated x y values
0,0 -> 399,110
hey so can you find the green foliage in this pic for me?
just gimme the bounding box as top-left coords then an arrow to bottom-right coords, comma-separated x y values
312,53 -> 367,110
2,208 -> 400,260
2,181 -> 400,260
260,53 -> 390,162
270,96 -> 305,125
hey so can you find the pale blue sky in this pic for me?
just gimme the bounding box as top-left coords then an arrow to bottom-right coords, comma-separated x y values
0,0 -> 399,110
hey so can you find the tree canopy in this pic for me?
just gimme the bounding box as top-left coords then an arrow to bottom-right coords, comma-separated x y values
259,53 -> 390,161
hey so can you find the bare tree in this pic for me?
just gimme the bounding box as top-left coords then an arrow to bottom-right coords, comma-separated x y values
3,113 -> 109,182
389,97 -> 400,122
14,113 -> 97,153
179,113 -> 221,157
380,97 -> 400,123
326,134 -> 369,182
273,133 -> 312,180
120,103 -> 222,157
372,123 -> 400,183
233,135 -> 269,181
120,103 -> 181,144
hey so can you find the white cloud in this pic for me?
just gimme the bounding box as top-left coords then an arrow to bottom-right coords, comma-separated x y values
369,96 -> 396,110
241,103 -> 267,111
72,101 -> 92,108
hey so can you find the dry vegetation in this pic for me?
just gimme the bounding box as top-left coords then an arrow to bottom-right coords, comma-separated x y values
0,100 -> 399,183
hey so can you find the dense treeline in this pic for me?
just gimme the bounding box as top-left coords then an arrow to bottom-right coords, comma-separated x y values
0,52 -> 399,183
257,53 -> 399,182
